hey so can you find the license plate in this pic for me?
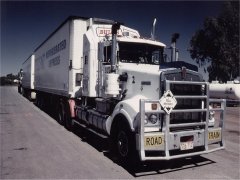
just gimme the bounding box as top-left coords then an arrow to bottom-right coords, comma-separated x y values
180,141 -> 194,150
208,130 -> 221,140
144,135 -> 164,147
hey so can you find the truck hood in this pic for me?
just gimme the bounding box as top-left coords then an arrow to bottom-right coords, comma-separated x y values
118,62 -> 165,100
118,62 -> 162,75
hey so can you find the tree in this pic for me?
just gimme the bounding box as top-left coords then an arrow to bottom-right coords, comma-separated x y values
0,74 -> 19,86
189,2 -> 239,82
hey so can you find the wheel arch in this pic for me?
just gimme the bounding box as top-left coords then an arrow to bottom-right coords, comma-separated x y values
107,95 -> 147,135
110,112 -> 133,138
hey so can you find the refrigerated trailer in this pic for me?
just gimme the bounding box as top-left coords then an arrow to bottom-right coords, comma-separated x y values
20,54 -> 36,99
19,16 -> 225,162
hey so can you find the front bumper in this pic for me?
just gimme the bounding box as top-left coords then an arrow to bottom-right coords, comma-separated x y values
137,80 -> 226,161
136,127 -> 224,161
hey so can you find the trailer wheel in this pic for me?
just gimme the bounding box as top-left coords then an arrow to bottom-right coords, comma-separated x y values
58,103 -> 65,126
38,95 -> 44,109
36,95 -> 43,109
65,102 -> 73,131
27,91 -> 32,101
22,88 -> 26,97
18,85 -> 22,94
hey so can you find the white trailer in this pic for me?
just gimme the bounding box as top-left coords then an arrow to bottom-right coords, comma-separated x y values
21,54 -> 36,99
21,16 -> 225,163
34,18 -> 86,98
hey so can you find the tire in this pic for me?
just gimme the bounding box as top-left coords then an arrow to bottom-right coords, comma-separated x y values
27,91 -> 32,101
38,95 -> 44,110
58,102 -> 65,126
65,102 -> 73,131
112,121 -> 136,164
22,88 -> 26,97
18,85 -> 22,94
36,94 -> 43,108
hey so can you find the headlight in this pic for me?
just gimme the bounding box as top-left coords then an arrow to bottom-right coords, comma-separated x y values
209,111 -> 215,120
209,106 -> 215,120
208,105 -> 215,127
149,114 -> 158,124
144,115 -> 148,124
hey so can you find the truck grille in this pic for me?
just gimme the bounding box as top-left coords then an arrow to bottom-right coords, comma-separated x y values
170,84 -> 203,96
161,70 -> 206,130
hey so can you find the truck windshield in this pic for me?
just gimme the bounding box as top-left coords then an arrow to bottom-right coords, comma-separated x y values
118,42 -> 164,65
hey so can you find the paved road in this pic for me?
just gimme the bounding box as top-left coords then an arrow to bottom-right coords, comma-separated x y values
1,86 -> 239,179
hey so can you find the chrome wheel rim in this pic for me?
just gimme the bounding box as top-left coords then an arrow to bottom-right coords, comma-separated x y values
117,131 -> 128,157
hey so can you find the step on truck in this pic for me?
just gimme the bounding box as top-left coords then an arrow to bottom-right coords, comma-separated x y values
19,16 -> 225,162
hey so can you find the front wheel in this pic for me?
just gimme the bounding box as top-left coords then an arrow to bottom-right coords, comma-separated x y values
113,123 -> 136,164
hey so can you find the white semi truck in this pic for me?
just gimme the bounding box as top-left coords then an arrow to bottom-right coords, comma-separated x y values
20,16 -> 225,162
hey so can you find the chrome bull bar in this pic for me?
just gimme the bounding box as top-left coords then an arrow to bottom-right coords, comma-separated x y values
138,80 -> 226,161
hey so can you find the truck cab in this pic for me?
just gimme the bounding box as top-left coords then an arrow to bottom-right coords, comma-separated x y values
75,18 -> 225,162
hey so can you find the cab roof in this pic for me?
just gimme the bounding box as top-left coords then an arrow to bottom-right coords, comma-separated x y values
117,37 -> 166,47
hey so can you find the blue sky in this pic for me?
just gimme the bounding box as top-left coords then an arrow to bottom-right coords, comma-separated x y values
1,1 -> 224,79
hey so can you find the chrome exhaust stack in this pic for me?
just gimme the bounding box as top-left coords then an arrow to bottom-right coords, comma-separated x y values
111,22 -> 121,72
151,18 -> 157,40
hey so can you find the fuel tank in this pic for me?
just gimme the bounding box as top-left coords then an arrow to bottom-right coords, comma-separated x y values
209,80 -> 240,100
